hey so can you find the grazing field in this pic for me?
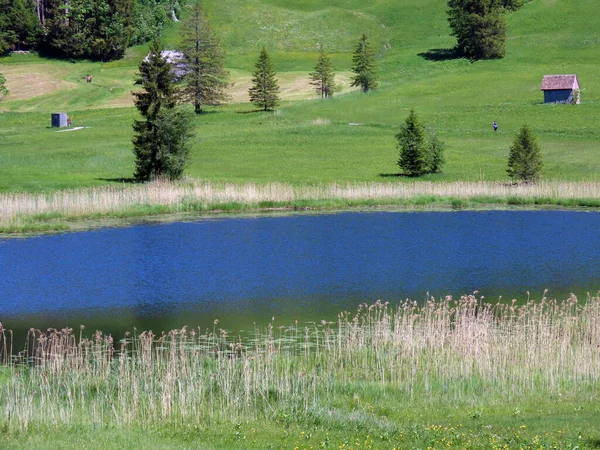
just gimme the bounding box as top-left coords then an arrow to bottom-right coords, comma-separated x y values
0,296 -> 599,448
1,0 -> 599,193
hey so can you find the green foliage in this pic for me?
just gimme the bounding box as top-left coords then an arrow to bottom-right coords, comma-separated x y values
249,48 -> 280,111
178,2 -> 229,114
350,33 -> 377,92
309,46 -> 336,98
425,128 -> 446,174
43,0 -> 131,60
0,72 -> 7,101
0,0 -> 17,55
447,0 -> 507,60
507,124 -> 543,182
6,0 -> 40,50
397,108 -> 427,176
397,109 -> 446,176
132,38 -> 192,181
129,0 -> 170,45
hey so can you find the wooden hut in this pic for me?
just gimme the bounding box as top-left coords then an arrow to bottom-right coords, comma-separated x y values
540,74 -> 580,104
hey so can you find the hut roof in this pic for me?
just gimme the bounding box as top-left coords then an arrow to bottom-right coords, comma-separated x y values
541,75 -> 579,91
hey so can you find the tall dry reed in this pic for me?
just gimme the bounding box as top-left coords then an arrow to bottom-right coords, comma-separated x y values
0,294 -> 598,431
3,180 -> 600,227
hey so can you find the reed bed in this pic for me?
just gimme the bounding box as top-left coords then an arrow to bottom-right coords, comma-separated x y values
3,180 -> 600,230
0,294 -> 598,432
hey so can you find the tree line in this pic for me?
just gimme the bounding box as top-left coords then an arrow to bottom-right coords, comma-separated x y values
0,0 -> 180,59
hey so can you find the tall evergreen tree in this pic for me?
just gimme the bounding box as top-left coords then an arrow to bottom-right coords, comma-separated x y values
0,0 -> 17,55
309,46 -> 336,98
132,38 -> 192,181
249,48 -> 279,111
7,0 -> 41,50
397,108 -> 427,177
0,72 -> 8,101
507,124 -> 543,183
447,0 -> 506,60
350,34 -> 377,93
179,2 -> 229,114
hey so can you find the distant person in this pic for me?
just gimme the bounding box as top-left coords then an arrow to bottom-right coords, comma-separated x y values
67,116 -> 72,127
493,121 -> 498,132
87,75 -> 93,83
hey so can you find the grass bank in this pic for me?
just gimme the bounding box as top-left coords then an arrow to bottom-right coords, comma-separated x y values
3,179 -> 600,234
0,295 -> 599,448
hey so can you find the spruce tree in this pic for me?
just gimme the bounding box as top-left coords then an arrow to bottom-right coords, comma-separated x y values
425,129 -> 446,174
132,38 -> 193,181
179,2 -> 229,114
507,124 -> 543,183
249,48 -> 280,111
447,0 -> 506,60
397,108 -> 427,177
0,0 -> 17,55
350,34 -> 377,93
7,0 -> 40,51
309,46 -> 336,98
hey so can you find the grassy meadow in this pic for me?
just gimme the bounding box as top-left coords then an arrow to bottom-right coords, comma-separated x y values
1,0 -> 600,195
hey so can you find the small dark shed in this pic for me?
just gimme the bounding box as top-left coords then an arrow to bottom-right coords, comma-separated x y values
541,74 -> 580,104
51,112 -> 68,128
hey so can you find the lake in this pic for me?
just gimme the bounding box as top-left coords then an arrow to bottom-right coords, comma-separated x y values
1,210 -> 599,346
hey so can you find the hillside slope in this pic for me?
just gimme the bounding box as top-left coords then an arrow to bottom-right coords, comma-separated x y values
0,0 -> 599,190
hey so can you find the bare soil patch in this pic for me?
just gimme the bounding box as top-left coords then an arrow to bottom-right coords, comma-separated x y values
2,66 -> 77,101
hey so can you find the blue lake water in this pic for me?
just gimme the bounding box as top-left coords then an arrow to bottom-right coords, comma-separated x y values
1,210 -> 599,343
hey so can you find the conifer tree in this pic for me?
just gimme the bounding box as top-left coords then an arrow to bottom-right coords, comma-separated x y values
309,46 -> 336,98
447,0 -> 506,60
132,38 -> 193,181
397,108 -> 427,177
249,48 -> 279,111
425,129 -> 446,174
7,0 -> 40,51
0,0 -> 17,55
350,34 -> 377,93
179,2 -> 229,114
507,124 -> 543,183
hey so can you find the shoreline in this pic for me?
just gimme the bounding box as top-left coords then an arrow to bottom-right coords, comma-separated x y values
3,179 -> 600,235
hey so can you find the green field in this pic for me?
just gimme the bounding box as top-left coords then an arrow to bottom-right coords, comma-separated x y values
1,0 -> 599,192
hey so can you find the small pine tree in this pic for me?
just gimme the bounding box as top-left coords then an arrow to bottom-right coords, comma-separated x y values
132,38 -> 193,181
179,2 -> 229,114
249,48 -> 280,111
507,124 -> 543,183
447,0 -> 506,60
397,108 -> 427,177
309,46 -> 336,98
0,72 -> 8,101
425,129 -> 446,174
351,34 -> 377,92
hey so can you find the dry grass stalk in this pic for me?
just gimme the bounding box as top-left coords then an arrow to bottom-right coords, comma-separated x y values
3,180 -> 600,227
0,295 -> 598,431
